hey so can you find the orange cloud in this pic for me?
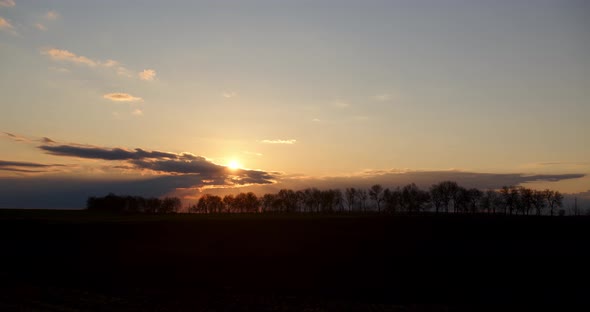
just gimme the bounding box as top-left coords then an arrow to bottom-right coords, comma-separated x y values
138,69 -> 156,81
45,11 -> 59,21
35,23 -> 47,31
103,93 -> 142,102
0,17 -> 14,31
42,48 -> 98,67
260,139 -> 297,144
0,0 -> 15,8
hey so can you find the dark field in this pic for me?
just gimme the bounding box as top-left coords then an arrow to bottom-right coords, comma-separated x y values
1,210 -> 589,311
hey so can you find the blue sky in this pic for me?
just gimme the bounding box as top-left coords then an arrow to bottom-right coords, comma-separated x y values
1,0 -> 589,207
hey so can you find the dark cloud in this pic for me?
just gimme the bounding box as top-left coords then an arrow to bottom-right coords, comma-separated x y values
0,160 -> 67,173
3,132 -> 31,143
0,175 -> 203,209
129,159 -> 275,185
0,173 -> 274,209
536,162 -> 590,166
289,170 -> 586,191
216,170 -> 587,198
0,169 -> 584,209
39,145 -> 183,160
129,157 -> 221,174
37,142 -> 277,186
40,137 -> 56,144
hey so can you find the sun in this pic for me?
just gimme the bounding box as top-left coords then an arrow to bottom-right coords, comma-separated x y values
227,160 -> 241,170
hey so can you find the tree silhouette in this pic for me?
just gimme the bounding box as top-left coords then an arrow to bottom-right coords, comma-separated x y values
383,188 -> 401,214
429,184 -> 444,214
369,184 -> 384,212
545,190 -> 564,216
356,189 -> 368,212
344,188 -> 357,212
519,187 -> 534,215
532,190 -> 546,216
400,183 -> 430,214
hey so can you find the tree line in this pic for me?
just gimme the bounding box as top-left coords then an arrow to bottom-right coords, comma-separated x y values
86,181 -> 568,216
188,181 -> 566,216
87,193 -> 182,213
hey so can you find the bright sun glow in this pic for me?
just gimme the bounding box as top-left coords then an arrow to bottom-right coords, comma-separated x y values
227,160 -> 240,170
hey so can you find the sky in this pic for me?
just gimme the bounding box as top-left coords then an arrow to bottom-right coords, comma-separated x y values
1,0 -> 589,208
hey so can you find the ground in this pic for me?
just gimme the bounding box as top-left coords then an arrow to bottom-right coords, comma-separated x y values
0,210 -> 589,311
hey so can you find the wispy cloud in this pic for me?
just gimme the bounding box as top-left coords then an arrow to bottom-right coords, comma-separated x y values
45,10 -> 59,21
41,48 -> 155,81
0,0 -> 15,8
102,59 -> 119,67
0,160 -> 67,173
3,132 -> 32,143
260,139 -> 297,145
372,93 -> 392,102
138,69 -> 156,81
535,161 -> 590,166
332,100 -> 350,108
132,108 -> 143,116
243,151 -> 263,157
42,48 -> 98,67
103,93 -> 142,102
222,91 -> 237,98
0,17 -> 14,32
35,23 -> 47,31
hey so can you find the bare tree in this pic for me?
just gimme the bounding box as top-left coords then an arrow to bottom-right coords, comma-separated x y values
344,188 -> 357,212
383,188 -> 401,214
400,183 -> 430,214
545,190 -> 563,216
429,184 -> 444,214
519,187 -> 534,215
369,184 -> 384,212
531,190 -> 546,215
223,194 -> 235,213
356,189 -> 368,212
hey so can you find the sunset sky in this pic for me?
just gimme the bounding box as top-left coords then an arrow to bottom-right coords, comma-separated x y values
1,0 -> 589,208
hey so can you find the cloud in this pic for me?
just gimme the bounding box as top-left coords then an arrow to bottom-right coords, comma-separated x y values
0,17 -> 14,31
30,140 -> 278,202
372,94 -> 392,102
103,93 -> 142,102
0,0 -> 15,8
42,48 -> 98,67
332,100 -> 350,108
36,141 -> 276,180
102,59 -> 119,67
312,118 -> 321,122
35,23 -> 47,31
138,69 -> 156,81
132,108 -> 143,116
39,144 -> 182,161
0,160 -> 66,173
40,137 -> 56,144
222,91 -> 237,98
284,169 -> 586,191
260,139 -> 297,144
3,132 -> 33,143
243,151 -> 263,157
41,48 -> 155,81
535,161 -> 590,167
45,10 -> 59,21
